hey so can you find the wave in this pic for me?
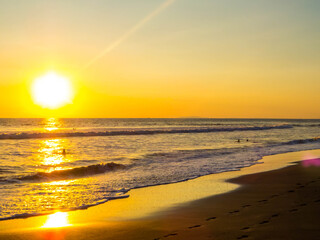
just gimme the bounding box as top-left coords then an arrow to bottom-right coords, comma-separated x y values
283,137 -> 320,145
2,135 -> 319,185
1,135 -> 319,221
292,124 -> 320,127
3,136 -> 319,185
9,162 -> 126,183
0,125 -> 293,140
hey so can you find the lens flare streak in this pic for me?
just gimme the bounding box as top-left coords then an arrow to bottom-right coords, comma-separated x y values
84,0 -> 176,69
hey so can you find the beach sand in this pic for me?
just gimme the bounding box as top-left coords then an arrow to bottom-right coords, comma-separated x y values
0,149 -> 319,240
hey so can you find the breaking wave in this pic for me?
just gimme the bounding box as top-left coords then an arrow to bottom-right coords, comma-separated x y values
283,137 -> 320,145
8,162 -> 126,183
0,124 -> 293,140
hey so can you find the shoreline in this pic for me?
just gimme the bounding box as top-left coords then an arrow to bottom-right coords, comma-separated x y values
1,145 -> 320,223
0,149 -> 319,239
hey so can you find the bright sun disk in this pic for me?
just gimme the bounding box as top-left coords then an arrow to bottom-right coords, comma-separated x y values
31,71 -> 73,109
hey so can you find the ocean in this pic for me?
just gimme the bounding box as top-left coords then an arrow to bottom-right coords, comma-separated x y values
0,118 -> 319,220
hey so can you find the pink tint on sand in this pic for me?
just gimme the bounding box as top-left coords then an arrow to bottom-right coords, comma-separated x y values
302,153 -> 320,167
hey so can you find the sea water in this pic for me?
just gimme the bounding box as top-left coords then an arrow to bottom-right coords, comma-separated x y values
0,118 -> 319,220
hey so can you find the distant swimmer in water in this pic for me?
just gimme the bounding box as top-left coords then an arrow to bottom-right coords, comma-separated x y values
246,139 -> 249,142
62,149 -> 66,155
237,139 -> 241,143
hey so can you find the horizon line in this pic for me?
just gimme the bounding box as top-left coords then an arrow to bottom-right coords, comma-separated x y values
0,117 -> 319,120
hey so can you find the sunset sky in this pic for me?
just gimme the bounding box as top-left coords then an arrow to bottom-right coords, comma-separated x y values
0,0 -> 319,118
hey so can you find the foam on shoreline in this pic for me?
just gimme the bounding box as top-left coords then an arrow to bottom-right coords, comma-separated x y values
1,148 -> 319,223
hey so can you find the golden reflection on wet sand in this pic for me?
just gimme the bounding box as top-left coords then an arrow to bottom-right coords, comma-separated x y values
40,212 -> 70,240
42,212 -> 71,228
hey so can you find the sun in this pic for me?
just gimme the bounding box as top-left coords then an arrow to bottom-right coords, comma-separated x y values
31,71 -> 73,109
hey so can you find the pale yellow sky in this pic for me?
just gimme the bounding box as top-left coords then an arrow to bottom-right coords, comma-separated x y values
0,0 -> 319,118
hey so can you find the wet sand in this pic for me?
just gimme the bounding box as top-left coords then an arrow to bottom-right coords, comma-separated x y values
0,150 -> 319,240
150,158 -> 320,240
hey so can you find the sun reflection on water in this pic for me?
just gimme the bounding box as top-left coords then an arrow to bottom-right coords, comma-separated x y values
39,139 -> 67,167
45,180 -> 73,186
37,118 -> 74,169
42,212 -> 71,228
44,118 -> 60,132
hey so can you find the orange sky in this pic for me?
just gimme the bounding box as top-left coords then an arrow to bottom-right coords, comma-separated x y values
0,0 -> 319,118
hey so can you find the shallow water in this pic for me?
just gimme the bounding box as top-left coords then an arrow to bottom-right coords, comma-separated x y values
0,118 -> 319,220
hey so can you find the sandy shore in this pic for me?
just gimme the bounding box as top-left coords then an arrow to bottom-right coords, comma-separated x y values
0,149 -> 320,240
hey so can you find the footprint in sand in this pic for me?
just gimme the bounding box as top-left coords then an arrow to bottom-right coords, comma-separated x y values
188,225 -> 201,229
241,227 -> 250,230
259,220 -> 269,224
270,194 -> 279,198
271,213 -> 280,218
242,204 -> 251,208
237,234 -> 249,239
289,208 -> 298,212
258,199 -> 268,203
163,233 -> 178,238
298,203 -> 307,207
306,180 -> 316,185
229,210 -> 240,214
206,216 -> 217,221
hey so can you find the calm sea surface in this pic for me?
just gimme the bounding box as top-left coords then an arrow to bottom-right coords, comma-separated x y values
0,118 -> 319,220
